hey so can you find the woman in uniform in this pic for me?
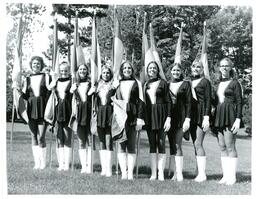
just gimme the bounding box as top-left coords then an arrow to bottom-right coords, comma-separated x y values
190,60 -> 212,182
22,56 -> 50,170
144,61 -> 172,181
214,57 -> 243,185
167,63 -> 191,182
95,65 -> 115,177
113,61 -> 144,180
70,63 -> 92,174
52,61 -> 73,171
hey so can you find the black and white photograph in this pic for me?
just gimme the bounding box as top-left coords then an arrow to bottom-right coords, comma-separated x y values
1,0 -> 254,197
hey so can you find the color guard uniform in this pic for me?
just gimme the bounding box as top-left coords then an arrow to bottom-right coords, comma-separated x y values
144,78 -> 172,154
23,73 -> 49,123
55,77 -> 72,147
190,76 -> 211,141
115,78 -> 144,153
96,81 -> 115,145
214,78 -> 243,130
168,79 -> 192,155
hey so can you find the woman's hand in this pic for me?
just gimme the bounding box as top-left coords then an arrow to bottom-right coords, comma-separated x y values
202,116 -> 210,132
112,79 -> 119,89
70,83 -> 77,93
163,117 -> 171,132
88,85 -> 96,95
136,118 -> 145,131
182,118 -> 190,132
231,118 -> 241,134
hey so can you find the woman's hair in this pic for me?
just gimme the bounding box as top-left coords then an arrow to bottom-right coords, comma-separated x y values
119,61 -> 134,79
146,61 -> 160,78
29,56 -> 45,71
100,65 -> 113,81
218,57 -> 236,81
76,63 -> 89,82
170,63 -> 184,80
191,59 -> 204,77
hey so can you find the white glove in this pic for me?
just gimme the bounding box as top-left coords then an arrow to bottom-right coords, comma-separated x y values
182,118 -> 190,132
231,118 -> 241,134
50,70 -> 59,82
163,117 -> 171,132
136,118 -> 145,131
70,83 -> 77,93
112,79 -> 120,89
88,85 -> 96,95
202,116 -> 210,132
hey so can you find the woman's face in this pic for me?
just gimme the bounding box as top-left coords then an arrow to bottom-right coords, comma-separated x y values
147,63 -> 158,79
31,59 -> 42,74
101,68 -> 111,82
171,65 -> 182,79
122,63 -> 133,78
59,64 -> 70,78
219,60 -> 232,78
78,65 -> 88,80
191,62 -> 203,76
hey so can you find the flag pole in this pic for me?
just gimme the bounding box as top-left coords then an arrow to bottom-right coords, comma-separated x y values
10,101 -> 15,145
113,5 -> 119,178
71,11 -> 79,171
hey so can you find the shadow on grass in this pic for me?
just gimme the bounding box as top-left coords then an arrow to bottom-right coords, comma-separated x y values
236,134 -> 252,140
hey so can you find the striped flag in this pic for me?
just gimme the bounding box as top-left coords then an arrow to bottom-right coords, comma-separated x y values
174,22 -> 184,64
201,21 -> 210,80
149,23 -> 166,81
12,16 -> 28,123
112,8 -> 124,80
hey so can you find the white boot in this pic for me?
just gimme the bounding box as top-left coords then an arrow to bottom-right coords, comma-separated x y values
218,156 -> 229,184
79,149 -> 87,173
57,147 -> 64,171
169,155 -> 176,180
226,157 -> 238,185
99,150 -> 106,176
194,156 -> 207,182
118,153 -> 127,179
32,145 -> 40,169
158,153 -> 166,181
105,150 -> 112,177
86,146 -> 92,174
64,146 -> 71,171
150,153 -> 157,180
175,156 -> 183,182
127,153 -> 136,180
39,147 -> 47,169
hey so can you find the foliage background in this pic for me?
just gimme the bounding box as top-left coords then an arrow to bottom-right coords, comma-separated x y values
6,4 -> 252,134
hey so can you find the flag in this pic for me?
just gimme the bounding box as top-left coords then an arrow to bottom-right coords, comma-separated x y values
90,12 -> 102,135
44,17 -> 59,125
52,17 -> 59,73
111,96 -> 127,142
149,23 -> 166,81
12,16 -> 29,123
91,13 -> 101,86
174,22 -> 184,64
201,21 -> 210,80
140,12 -> 153,84
112,9 -> 124,80
71,16 -> 79,83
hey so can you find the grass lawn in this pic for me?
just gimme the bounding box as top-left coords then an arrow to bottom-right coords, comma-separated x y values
6,123 -> 251,195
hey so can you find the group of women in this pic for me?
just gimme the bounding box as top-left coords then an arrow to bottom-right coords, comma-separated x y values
18,55 -> 243,186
